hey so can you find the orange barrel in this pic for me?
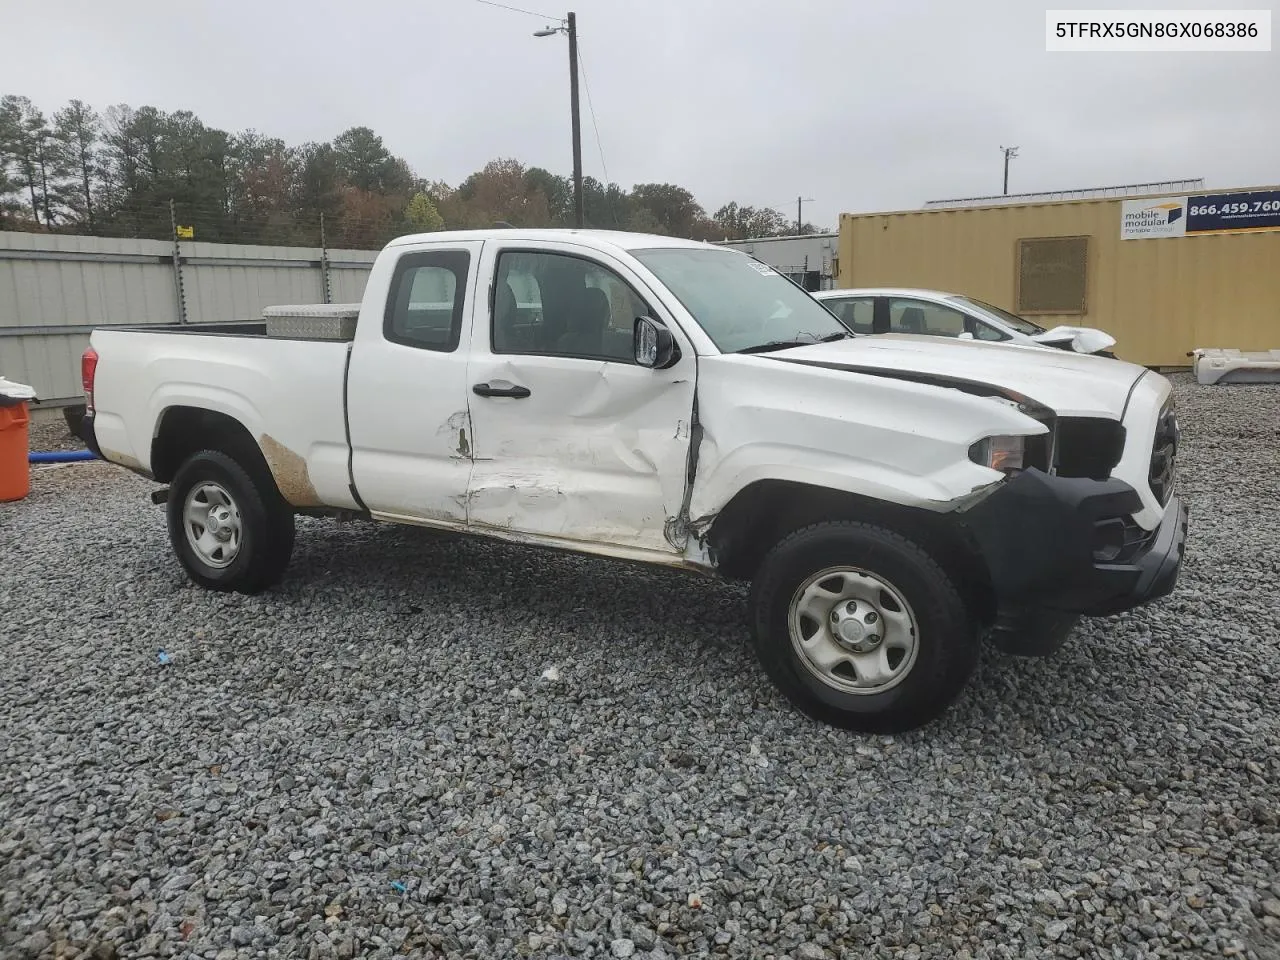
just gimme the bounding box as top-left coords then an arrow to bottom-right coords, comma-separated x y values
0,399 -> 30,502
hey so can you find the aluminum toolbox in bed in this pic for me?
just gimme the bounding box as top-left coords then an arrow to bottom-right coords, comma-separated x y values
262,303 -> 362,341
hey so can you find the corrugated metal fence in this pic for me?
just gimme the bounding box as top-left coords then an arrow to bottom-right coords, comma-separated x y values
0,231 -> 378,403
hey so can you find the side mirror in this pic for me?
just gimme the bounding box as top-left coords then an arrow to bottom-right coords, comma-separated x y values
634,316 -> 680,369
958,331 -> 974,340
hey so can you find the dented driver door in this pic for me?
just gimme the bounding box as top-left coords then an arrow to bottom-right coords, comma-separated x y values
346,240 -> 484,524
464,240 -> 697,558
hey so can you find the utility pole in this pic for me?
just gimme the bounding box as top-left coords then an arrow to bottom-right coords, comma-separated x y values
168,198 -> 187,325
319,212 -> 332,304
796,195 -> 814,234
535,13 -> 584,228
568,12 -> 583,228
1001,145 -> 1019,195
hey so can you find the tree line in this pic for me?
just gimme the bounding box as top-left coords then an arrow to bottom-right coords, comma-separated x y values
0,94 -> 825,249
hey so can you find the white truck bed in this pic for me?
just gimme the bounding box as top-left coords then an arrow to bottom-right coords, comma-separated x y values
89,328 -> 356,508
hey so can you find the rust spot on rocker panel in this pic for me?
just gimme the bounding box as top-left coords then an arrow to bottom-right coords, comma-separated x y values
104,450 -> 144,472
259,434 -> 322,507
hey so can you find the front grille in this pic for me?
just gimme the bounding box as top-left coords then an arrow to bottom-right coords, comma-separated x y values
1148,403 -> 1180,505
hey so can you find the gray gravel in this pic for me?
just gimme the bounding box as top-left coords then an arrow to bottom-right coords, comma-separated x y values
26,413 -> 88,454
2,373 -> 1278,960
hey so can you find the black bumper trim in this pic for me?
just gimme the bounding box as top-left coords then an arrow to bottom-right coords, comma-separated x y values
77,412 -> 103,458
1093,493 -> 1188,616
961,469 -> 1188,617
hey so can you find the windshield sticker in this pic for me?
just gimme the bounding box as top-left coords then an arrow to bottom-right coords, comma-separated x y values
749,261 -> 778,277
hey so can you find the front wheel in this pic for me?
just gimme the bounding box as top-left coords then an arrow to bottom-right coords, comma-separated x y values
167,449 -> 295,593
750,521 -> 978,733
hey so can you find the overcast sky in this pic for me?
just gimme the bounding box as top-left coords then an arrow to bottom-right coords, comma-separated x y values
2,0 -> 1276,227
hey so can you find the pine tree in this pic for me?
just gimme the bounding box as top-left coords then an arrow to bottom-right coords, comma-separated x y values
1,95 -> 54,225
51,100 -> 101,228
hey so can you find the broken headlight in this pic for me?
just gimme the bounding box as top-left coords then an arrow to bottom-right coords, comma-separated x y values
974,395 -> 1055,475
968,435 -> 1027,475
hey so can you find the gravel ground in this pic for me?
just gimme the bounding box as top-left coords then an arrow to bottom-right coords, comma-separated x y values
26,414 -> 89,454
1,373 -> 1277,960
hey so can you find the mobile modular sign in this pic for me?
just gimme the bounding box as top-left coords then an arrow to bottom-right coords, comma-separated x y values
1121,189 -> 1280,239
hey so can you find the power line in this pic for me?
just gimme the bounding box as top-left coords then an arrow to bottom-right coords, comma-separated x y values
473,0 -> 561,21
572,39 -> 620,227
575,42 -> 609,187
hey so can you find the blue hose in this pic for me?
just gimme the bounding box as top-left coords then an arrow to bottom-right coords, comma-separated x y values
29,449 -> 98,463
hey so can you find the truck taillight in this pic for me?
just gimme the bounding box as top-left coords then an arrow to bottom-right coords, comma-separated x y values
82,346 -> 98,415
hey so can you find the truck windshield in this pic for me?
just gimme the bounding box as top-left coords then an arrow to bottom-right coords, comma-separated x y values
633,247 -> 851,353
947,295 -> 1047,336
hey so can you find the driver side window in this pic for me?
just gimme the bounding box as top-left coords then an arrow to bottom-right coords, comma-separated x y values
492,251 -> 649,363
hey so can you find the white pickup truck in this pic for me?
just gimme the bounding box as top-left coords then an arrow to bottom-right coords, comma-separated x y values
78,228 -> 1188,733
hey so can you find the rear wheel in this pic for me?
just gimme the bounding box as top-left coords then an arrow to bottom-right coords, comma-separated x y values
750,521 -> 978,733
167,449 -> 294,593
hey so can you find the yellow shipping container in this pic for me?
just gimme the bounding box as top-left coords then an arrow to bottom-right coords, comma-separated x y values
837,188 -> 1280,367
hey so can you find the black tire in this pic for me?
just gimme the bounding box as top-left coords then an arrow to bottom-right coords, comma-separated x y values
167,449 -> 295,593
749,521 -> 978,733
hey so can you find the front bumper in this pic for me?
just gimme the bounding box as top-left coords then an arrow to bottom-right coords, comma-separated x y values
961,468 -> 1188,618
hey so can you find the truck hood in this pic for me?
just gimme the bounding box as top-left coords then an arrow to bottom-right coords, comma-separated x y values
768,334 -> 1146,418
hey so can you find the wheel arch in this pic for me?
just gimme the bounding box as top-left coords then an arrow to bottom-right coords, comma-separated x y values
705,478 -> 996,625
151,406 -> 279,496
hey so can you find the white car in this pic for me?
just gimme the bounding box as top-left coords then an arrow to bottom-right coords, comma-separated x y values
79,229 -> 1185,733
813,287 -> 1117,355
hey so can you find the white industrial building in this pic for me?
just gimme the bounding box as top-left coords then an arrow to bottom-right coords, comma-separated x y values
715,233 -> 838,291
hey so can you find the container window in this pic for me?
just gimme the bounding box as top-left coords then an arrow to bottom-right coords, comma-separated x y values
1016,236 -> 1089,315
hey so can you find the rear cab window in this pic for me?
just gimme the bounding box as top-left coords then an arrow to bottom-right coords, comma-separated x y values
384,250 -> 471,351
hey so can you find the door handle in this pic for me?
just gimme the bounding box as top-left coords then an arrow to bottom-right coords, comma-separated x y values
472,380 -> 531,399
